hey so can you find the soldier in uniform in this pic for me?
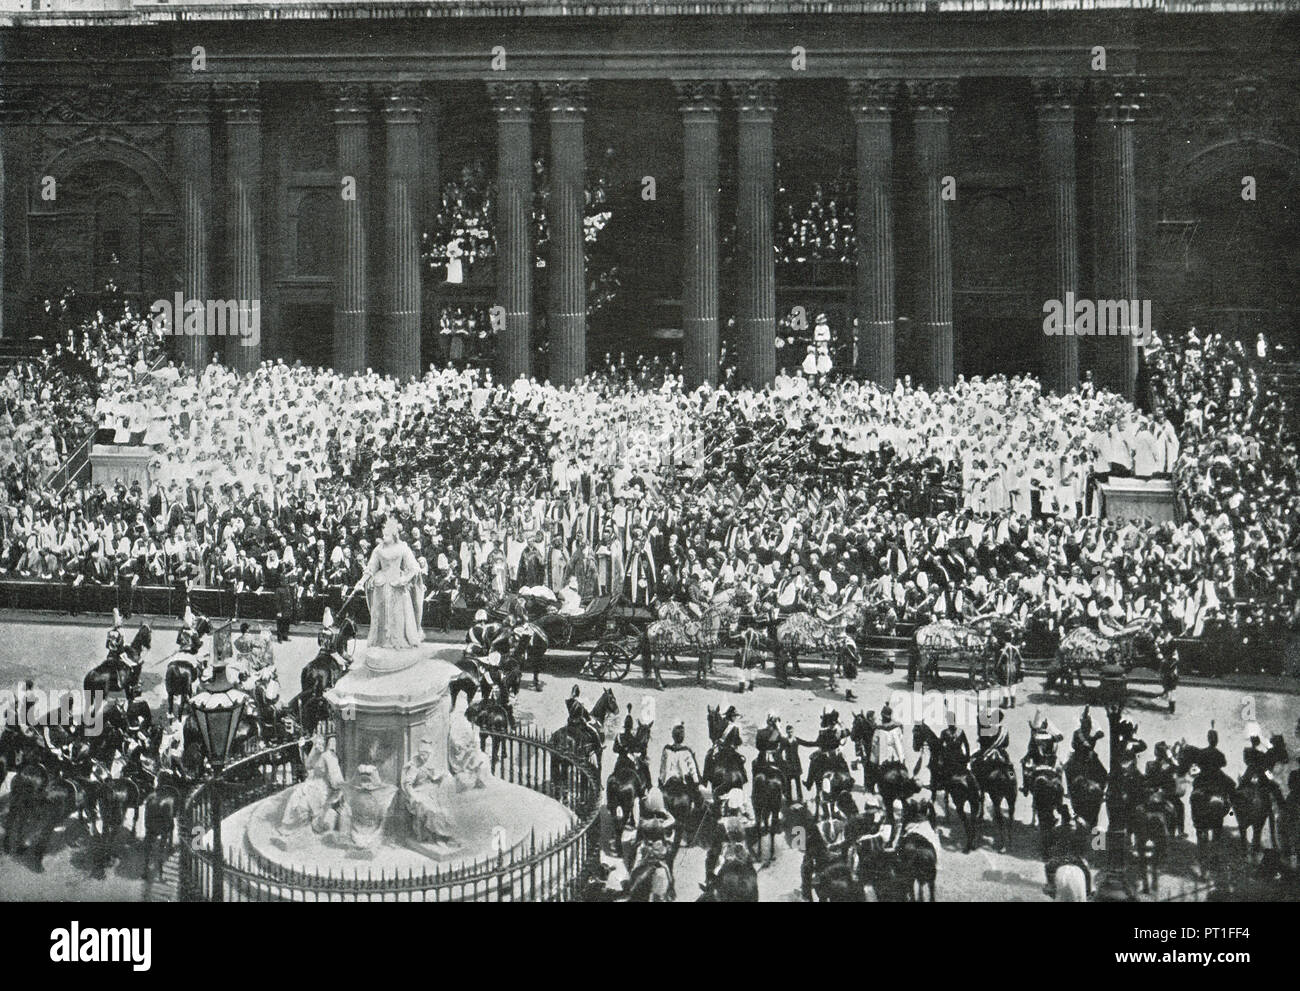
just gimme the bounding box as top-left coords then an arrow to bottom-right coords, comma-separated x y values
467,609 -> 508,658
937,708 -> 971,775
802,707 -> 851,792
1144,741 -> 1183,836
1021,711 -> 1064,796
777,723 -> 807,802
659,720 -> 701,790
1068,707 -> 1106,783
704,788 -> 755,880
1240,722 -> 1284,807
712,704 -> 743,763
630,787 -> 677,895
972,702 -> 1013,773
754,710 -> 783,777
613,709 -> 652,795
565,685 -> 602,754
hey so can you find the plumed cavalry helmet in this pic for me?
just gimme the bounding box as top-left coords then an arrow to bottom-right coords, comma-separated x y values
318,607 -> 336,649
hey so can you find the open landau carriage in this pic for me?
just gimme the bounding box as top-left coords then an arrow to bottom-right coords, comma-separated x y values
488,590 -> 651,682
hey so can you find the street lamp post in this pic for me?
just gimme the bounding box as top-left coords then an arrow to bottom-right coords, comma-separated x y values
1096,664 -> 1135,901
188,662 -> 248,903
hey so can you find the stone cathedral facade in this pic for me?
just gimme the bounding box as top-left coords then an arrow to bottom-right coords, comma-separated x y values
0,2 -> 1296,398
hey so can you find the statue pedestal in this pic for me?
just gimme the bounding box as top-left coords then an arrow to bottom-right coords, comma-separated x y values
324,641 -> 464,783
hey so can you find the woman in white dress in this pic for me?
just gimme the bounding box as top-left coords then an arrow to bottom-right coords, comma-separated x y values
358,517 -> 425,650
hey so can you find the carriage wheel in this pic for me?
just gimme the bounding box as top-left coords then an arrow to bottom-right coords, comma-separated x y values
588,642 -> 631,682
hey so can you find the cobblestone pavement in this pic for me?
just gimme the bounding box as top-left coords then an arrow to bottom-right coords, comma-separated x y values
2,618 -> 1297,902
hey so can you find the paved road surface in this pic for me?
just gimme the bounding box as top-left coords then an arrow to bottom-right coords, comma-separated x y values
2,619 -> 1297,902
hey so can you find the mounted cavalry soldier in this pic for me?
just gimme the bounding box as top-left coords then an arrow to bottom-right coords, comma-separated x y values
630,787 -> 677,896
973,701 -> 1013,773
803,706 -> 851,793
704,788 -> 755,880
868,703 -> 907,774
659,719 -> 701,790
716,704 -> 743,754
1067,707 -> 1106,783
467,609 -> 509,658
936,707 -> 971,774
754,710 -> 784,778
1021,710 -> 1064,796
565,685 -> 603,755
613,704 -> 653,795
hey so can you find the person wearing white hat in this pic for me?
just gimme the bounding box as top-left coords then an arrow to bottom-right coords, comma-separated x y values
705,787 -> 755,879
466,610 -> 507,659
630,787 -> 676,891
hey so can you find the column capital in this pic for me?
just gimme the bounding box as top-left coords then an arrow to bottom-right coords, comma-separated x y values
380,83 -> 424,125
905,78 -> 958,117
1094,76 -> 1146,124
542,80 -> 589,118
674,80 -> 723,117
168,82 -> 212,126
1031,77 -> 1085,116
847,79 -> 900,121
488,80 -> 535,121
729,79 -> 778,118
326,83 -> 372,122
213,81 -> 260,122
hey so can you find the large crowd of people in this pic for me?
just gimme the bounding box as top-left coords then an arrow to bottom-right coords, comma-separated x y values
0,311 -> 1293,664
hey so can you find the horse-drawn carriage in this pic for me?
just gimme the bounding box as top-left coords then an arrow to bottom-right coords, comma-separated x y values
912,614 -> 1024,693
488,590 -> 652,682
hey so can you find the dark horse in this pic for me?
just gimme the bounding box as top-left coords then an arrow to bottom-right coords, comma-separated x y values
163,615 -> 213,715
698,859 -> 759,902
1064,746 -> 1107,831
4,753 -> 98,871
751,754 -> 785,865
788,802 -> 864,902
702,705 -> 747,796
84,624 -> 153,697
970,750 -> 1017,852
850,711 -> 876,791
1175,741 -> 1233,876
548,687 -> 618,782
1233,734 -> 1288,858
605,723 -> 652,829
300,619 -> 356,698
912,722 -> 981,852
464,695 -> 515,774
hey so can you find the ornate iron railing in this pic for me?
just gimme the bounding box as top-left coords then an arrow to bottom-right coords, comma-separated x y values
177,728 -> 602,902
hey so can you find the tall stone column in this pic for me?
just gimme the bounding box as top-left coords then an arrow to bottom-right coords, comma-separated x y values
908,79 -> 957,390
381,84 -> 423,381
676,81 -> 721,388
219,82 -> 262,373
330,84 -> 371,376
731,80 -> 777,390
848,79 -> 898,387
544,81 -> 588,386
1094,78 -> 1143,401
172,84 -> 213,370
489,81 -> 534,385
1034,78 -> 1083,395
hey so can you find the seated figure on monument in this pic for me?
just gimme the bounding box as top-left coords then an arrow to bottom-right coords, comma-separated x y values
274,732 -> 346,843
357,517 -> 425,651
400,710 -> 493,854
